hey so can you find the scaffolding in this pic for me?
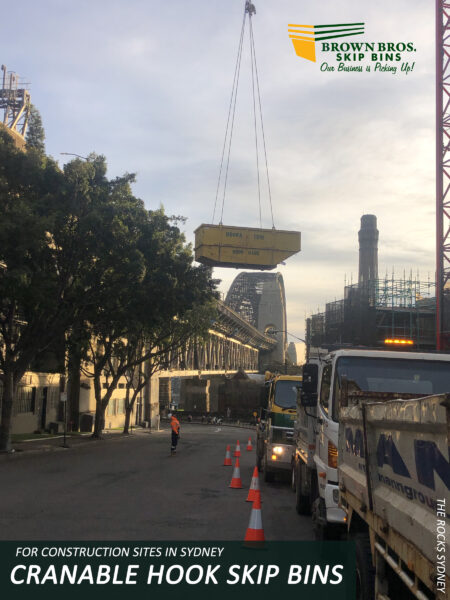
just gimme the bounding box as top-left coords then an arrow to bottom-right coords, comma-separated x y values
371,273 -> 435,309
307,277 -> 436,352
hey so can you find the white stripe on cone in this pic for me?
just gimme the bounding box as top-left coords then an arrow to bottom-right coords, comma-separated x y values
234,441 -> 241,456
246,466 -> 260,502
224,445 -> 232,466
229,457 -> 242,488
244,491 -> 265,543
248,507 -> 263,530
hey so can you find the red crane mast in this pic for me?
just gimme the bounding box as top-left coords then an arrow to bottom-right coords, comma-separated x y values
436,1 -> 450,350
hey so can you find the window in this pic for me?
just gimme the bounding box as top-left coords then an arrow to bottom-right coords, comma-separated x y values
319,364 -> 332,416
106,400 -> 116,416
48,386 -> 60,409
274,380 -> 299,409
332,356 -> 450,421
117,398 -> 125,414
118,383 -> 125,389
335,356 -> 450,394
14,386 -> 34,414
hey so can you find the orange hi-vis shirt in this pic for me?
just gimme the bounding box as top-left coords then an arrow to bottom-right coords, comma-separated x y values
171,416 -> 180,434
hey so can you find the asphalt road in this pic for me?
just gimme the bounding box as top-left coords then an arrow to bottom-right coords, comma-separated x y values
0,424 -> 315,541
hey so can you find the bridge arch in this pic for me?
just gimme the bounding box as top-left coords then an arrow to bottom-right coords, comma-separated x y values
225,272 -> 287,368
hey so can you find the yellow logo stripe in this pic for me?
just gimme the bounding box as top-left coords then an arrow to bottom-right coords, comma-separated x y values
289,35 -> 316,42
288,29 -> 316,37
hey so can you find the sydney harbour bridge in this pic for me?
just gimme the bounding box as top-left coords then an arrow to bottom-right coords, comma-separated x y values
144,271 -> 289,423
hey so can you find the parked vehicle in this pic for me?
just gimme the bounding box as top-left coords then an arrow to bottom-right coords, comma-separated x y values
256,373 -> 302,482
294,348 -> 450,545
338,354 -> 450,598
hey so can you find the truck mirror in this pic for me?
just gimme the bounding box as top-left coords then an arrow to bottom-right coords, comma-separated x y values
300,392 -> 317,407
300,363 -> 318,407
302,363 -> 318,394
259,385 -> 269,409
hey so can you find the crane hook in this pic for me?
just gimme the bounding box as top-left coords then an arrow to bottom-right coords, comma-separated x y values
245,1 -> 256,17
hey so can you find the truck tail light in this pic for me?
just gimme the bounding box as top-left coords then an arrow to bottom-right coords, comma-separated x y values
328,441 -> 338,468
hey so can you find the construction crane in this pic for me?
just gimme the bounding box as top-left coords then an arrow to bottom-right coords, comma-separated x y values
194,1 -> 301,271
0,64 -> 31,149
436,1 -> 450,350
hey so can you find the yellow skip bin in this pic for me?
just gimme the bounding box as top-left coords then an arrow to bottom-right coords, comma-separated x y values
194,224 -> 301,270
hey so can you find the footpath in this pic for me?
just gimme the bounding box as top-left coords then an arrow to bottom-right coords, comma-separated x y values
0,427 -> 166,460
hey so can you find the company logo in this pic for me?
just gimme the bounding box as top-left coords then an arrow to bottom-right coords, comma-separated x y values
345,426 -> 450,492
288,22 -> 365,62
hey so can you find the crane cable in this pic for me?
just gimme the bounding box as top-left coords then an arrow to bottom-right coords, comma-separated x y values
213,1 -> 275,229
249,8 -> 262,228
212,7 -> 246,224
249,14 -> 275,229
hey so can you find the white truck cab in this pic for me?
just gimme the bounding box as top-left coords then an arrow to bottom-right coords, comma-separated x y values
294,348 -> 449,539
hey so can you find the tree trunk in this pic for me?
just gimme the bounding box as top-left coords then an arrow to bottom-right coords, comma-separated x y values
123,405 -> 132,435
92,372 -> 119,438
0,369 -> 16,452
92,374 -> 104,439
67,347 -> 81,431
123,384 -> 131,435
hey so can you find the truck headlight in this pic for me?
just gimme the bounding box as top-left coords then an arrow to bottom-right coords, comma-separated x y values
272,446 -> 284,455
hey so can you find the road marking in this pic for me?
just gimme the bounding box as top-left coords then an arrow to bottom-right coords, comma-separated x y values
214,428 -> 222,433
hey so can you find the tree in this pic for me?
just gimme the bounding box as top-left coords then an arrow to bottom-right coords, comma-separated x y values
0,140 -> 218,449
76,202 -> 218,438
0,130 -> 69,451
55,155 -> 147,436
120,300 -> 217,434
26,104 -> 45,154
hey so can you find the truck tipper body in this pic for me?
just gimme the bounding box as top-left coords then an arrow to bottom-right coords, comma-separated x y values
337,353 -> 450,598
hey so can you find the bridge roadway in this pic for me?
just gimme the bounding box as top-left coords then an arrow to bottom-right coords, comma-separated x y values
160,300 -> 277,376
141,301 -> 278,427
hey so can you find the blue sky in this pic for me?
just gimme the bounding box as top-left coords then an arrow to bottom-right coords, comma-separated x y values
2,0 -> 435,344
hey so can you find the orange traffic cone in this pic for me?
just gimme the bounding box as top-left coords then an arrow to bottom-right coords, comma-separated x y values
234,440 -> 241,457
246,437 -> 253,451
244,490 -> 265,545
223,445 -> 232,466
246,466 -> 260,502
229,457 -> 243,489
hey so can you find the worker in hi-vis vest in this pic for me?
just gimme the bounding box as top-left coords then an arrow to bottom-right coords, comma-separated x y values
170,413 -> 180,456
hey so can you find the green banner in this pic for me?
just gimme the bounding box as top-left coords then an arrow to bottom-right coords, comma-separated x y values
0,541 -> 355,599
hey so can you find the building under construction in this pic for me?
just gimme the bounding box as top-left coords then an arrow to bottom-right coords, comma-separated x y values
307,215 -> 436,353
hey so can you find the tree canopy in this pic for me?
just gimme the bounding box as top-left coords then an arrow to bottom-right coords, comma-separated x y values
25,104 -> 45,153
0,135 -> 217,450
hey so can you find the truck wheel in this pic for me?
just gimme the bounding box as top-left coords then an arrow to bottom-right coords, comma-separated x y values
264,468 -> 275,482
311,497 -> 335,540
263,455 -> 275,482
354,533 -> 375,600
295,462 -> 310,514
